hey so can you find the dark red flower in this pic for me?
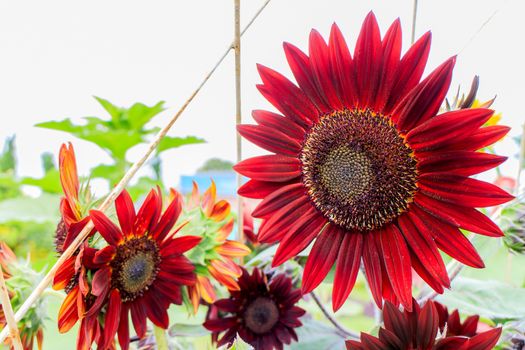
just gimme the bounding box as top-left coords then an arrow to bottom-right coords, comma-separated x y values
88,188 -> 201,350
346,299 -> 501,350
234,12 -> 513,311
203,268 -> 305,350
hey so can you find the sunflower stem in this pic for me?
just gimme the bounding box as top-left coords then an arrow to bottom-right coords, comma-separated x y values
0,2 -> 272,343
153,325 -> 169,350
310,291 -> 359,339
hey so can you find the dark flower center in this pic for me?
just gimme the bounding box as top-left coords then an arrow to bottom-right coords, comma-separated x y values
54,218 -> 67,254
111,236 -> 161,302
300,109 -> 418,231
244,297 -> 279,334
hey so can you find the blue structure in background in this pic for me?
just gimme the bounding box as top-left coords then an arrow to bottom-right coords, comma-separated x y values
179,171 -> 237,196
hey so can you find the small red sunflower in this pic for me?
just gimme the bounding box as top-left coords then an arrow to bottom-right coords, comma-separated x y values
203,267 -> 305,350
89,188 -> 201,350
346,299 -> 502,350
235,12 -> 513,311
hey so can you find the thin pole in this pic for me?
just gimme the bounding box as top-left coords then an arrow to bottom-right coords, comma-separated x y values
234,0 -> 244,245
0,266 -> 22,350
411,0 -> 418,44
0,0 -> 272,343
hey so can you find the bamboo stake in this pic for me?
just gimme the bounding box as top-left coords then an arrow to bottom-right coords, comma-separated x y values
0,1 -> 271,343
234,0 -> 244,245
411,0 -> 418,44
0,266 -> 22,350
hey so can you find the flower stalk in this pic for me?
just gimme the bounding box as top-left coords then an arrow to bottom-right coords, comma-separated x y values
0,265 -> 22,350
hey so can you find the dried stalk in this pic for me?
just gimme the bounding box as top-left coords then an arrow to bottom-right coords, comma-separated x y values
234,0 -> 244,246
411,0 -> 418,44
0,266 -> 22,350
0,1 -> 271,343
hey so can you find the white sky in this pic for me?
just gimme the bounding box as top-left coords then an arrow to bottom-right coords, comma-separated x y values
0,0 -> 523,194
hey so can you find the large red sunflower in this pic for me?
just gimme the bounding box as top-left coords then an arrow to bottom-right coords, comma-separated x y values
88,188 -> 201,350
203,267 -> 305,350
235,12 -> 513,311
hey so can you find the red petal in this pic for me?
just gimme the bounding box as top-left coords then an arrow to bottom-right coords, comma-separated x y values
328,23 -> 357,108
237,124 -> 301,156
134,189 -> 162,236
283,42 -> 330,112
302,224 -> 344,294
53,256 -> 75,290
467,328 -> 502,350
93,245 -> 116,265
383,301 -> 410,344
399,212 -> 449,287
332,231 -> 363,311
90,266 -> 111,297
419,173 -> 514,207
131,301 -> 147,338
234,155 -> 301,182
238,179 -> 295,199
394,56 -> 455,131
257,64 -> 318,126
152,191 -> 182,242
412,205 -> 484,268
252,110 -> 305,140
385,32 -> 431,114
415,194 -> 504,237
379,225 -> 412,310
441,125 -> 510,152
89,210 -> 122,246
115,190 -> 136,237
407,108 -> 494,151
57,286 -> 80,333
362,233 -> 383,308
354,12 -> 382,108
418,151 -> 506,176
417,301 -> 439,349
257,195 -> 313,243
272,214 -> 326,266
117,305 -> 130,350
161,236 -> 202,257
309,29 -> 343,110
102,290 -> 122,350
375,18 -> 402,111
144,292 -> 170,329
252,183 -> 304,218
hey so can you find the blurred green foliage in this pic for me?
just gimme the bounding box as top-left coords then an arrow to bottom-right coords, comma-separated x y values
36,97 -> 205,198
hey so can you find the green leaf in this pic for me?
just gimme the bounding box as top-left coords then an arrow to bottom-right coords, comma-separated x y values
94,96 -> 121,122
21,170 -> 61,194
157,135 -> 206,154
126,101 -> 165,130
126,176 -> 160,201
0,194 -> 60,223
41,152 -> 56,173
436,277 -> 525,322
36,118 -> 144,159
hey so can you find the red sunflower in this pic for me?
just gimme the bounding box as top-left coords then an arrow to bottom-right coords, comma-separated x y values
88,188 -> 201,350
235,12 -> 513,311
203,268 -> 305,350
346,299 -> 502,350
